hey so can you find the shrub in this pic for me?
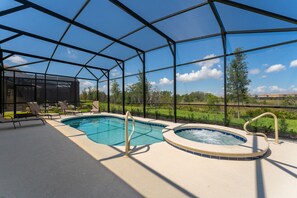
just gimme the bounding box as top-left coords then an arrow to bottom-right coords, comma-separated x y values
279,119 -> 288,134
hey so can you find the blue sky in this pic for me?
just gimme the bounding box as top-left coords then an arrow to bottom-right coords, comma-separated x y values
1,0 -> 297,95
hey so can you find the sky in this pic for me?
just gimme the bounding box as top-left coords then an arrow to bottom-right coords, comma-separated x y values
1,0 -> 297,95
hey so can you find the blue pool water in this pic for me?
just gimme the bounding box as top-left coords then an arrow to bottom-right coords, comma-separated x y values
62,116 -> 165,146
175,128 -> 246,145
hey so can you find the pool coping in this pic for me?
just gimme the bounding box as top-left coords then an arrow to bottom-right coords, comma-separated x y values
58,113 -> 269,160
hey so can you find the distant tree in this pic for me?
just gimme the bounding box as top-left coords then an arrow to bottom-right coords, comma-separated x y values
86,86 -> 94,100
181,91 -> 207,103
183,94 -> 192,103
206,93 -> 220,112
226,48 -> 251,119
80,86 -> 95,100
159,91 -> 173,104
80,88 -> 88,100
148,87 -> 160,106
111,80 -> 121,104
282,96 -> 296,106
98,91 -> 107,102
127,72 -> 151,104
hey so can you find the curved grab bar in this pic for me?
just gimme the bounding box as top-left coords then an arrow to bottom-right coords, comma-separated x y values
125,111 -> 135,155
243,112 -> 278,144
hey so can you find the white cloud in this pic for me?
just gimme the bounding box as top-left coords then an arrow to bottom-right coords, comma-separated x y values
289,85 -> 297,91
269,85 -> 286,92
80,80 -> 95,90
149,78 -> 173,86
66,48 -> 77,58
150,81 -> 156,86
100,85 -> 107,92
176,67 -> 222,82
253,86 -> 266,93
125,83 -> 132,89
197,54 -> 220,68
249,69 -> 260,75
7,55 -> 28,64
265,64 -> 285,73
179,54 -> 222,82
290,59 -> 297,67
111,69 -> 120,77
159,77 -> 173,85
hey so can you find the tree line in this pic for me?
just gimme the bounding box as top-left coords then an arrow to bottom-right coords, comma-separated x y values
80,48 -> 251,116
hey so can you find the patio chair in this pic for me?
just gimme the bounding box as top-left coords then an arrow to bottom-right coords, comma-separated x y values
0,113 -> 46,129
90,101 -> 100,114
27,102 -> 60,119
58,101 -> 82,115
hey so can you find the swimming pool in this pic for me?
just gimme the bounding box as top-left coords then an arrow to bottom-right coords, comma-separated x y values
62,116 -> 165,146
175,128 -> 246,146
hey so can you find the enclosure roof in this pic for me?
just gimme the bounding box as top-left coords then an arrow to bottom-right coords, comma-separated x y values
1,0 -> 297,79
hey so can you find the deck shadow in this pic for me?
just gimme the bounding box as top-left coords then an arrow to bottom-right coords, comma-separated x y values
98,145 -> 198,198
253,135 -> 266,198
265,159 -> 297,179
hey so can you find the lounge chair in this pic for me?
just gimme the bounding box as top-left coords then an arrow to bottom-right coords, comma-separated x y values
27,102 -> 60,119
58,101 -> 82,115
0,113 -> 45,129
90,101 -> 100,114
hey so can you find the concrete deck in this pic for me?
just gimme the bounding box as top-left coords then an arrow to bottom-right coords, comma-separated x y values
0,120 -> 141,198
1,114 -> 297,198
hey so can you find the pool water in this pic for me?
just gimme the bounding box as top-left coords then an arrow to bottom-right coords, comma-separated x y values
63,116 -> 165,146
175,128 -> 246,145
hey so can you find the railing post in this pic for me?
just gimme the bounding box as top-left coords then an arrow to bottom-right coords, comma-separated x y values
125,111 -> 135,156
125,114 -> 129,155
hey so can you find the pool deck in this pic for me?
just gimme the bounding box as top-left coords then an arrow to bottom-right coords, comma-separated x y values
1,113 -> 297,198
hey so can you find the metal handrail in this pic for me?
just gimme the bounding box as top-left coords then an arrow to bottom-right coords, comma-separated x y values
125,111 -> 135,155
243,112 -> 279,144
